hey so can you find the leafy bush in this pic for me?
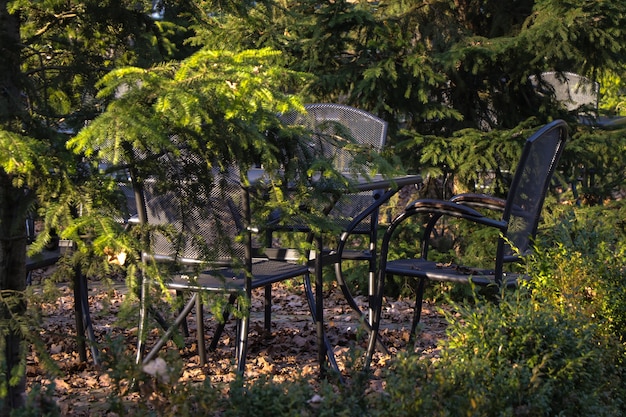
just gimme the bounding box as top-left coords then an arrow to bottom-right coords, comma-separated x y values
18,201 -> 626,416
559,125 -> 626,205
8,383 -> 60,417
373,286 -> 625,416
536,201 -> 626,342
221,361 -> 372,417
223,376 -> 314,417
367,202 -> 626,416
598,70 -> 626,116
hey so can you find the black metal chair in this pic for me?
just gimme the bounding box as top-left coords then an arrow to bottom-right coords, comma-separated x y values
130,149 -> 315,374
530,71 -> 600,116
276,104 -> 422,360
530,72 -> 626,201
26,220 -> 99,365
280,103 -> 388,172
366,120 -> 568,364
279,104 -> 387,311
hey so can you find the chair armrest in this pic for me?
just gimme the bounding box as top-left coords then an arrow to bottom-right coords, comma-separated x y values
352,174 -> 423,192
408,198 -> 482,217
385,197 -> 508,262
403,198 -> 508,231
451,193 -> 529,219
450,193 -> 507,211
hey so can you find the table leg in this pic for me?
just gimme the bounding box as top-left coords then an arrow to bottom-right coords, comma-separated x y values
73,269 -> 87,363
315,236 -> 326,376
74,269 -> 99,366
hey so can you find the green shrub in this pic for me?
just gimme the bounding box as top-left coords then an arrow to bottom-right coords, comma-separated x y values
369,206 -> 626,416
9,383 -> 59,417
538,202 -> 626,341
20,202 -> 626,416
373,286 -> 625,416
223,376 -> 314,417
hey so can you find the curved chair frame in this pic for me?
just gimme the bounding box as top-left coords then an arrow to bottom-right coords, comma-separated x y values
366,120 -> 568,366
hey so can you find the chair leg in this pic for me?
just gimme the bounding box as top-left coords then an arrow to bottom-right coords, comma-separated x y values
77,271 -> 99,366
73,269 -> 87,363
304,271 -> 340,375
195,293 -> 206,366
177,290 -> 190,337
142,293 -> 197,364
209,292 -> 237,351
334,262 -> 389,355
136,272 -> 150,365
365,269 -> 386,370
409,278 -> 427,344
235,311 -> 250,375
314,238 -> 328,377
264,285 -> 272,333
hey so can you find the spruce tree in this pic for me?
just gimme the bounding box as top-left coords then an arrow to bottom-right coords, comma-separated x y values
0,0 -> 190,411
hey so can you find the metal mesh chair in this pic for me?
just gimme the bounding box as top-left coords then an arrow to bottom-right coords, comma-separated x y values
530,71 -> 599,114
277,104 -> 390,243
529,72 -> 625,201
26,218 -> 99,365
130,147 -> 313,374
284,103 -> 389,288
366,120 -> 568,364
277,104 -> 420,359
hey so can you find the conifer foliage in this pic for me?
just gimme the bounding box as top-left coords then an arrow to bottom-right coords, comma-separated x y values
0,0 -> 192,411
198,0 -> 626,199
197,0 -> 626,132
3,0 -> 626,413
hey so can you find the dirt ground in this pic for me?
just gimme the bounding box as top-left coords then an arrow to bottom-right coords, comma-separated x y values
25,267 -> 448,416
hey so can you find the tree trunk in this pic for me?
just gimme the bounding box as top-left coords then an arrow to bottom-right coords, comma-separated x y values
0,175 -> 30,412
0,0 -> 31,412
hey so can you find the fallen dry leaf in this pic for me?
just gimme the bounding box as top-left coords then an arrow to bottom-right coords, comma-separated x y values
26,268 -> 449,416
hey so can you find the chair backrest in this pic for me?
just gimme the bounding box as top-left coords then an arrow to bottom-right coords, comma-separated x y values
287,104 -> 389,233
281,103 -> 388,172
530,72 -> 599,113
500,120 -> 568,263
130,145 -> 249,266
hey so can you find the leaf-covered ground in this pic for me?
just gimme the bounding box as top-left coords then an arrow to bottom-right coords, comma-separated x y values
25,268 -> 448,416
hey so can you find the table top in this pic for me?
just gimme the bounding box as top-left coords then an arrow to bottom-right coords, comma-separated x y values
351,174 -> 422,192
248,168 -> 422,192
595,115 -> 626,128
26,247 -> 61,271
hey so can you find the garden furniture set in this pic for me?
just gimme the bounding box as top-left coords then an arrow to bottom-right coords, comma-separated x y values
126,103 -> 568,376
29,100 -> 570,378
129,103 -> 422,375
